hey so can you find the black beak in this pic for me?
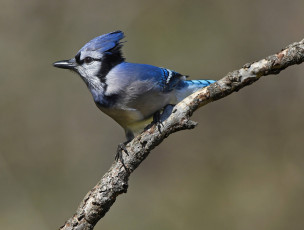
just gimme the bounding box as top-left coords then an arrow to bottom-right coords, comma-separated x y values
53,58 -> 77,70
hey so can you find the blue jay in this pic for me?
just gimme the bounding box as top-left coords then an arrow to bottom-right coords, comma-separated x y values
53,31 -> 216,142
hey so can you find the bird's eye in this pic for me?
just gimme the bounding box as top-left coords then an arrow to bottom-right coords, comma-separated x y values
84,57 -> 93,64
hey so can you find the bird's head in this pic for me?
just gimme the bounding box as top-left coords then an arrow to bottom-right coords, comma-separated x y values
53,31 -> 125,90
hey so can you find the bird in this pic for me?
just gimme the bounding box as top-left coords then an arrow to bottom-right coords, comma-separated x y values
53,31 -> 216,143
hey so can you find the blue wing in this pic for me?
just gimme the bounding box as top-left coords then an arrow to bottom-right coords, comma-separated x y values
159,68 -> 185,92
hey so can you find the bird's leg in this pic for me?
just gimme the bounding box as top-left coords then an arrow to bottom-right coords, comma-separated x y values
115,141 -> 131,172
153,110 -> 161,124
116,129 -> 134,163
153,104 -> 175,125
115,141 -> 129,161
152,104 -> 174,133
152,110 -> 163,134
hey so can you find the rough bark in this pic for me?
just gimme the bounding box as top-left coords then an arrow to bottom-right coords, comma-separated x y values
59,39 -> 304,230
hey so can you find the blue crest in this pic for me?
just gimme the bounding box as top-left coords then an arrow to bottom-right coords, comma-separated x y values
79,31 -> 124,53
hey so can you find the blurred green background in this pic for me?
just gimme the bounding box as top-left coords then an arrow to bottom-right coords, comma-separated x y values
1,0 -> 304,229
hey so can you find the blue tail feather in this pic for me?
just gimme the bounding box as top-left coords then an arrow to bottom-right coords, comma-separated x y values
184,79 -> 216,87
175,79 -> 216,102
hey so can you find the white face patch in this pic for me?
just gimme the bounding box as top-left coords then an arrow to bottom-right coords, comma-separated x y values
75,57 -> 104,91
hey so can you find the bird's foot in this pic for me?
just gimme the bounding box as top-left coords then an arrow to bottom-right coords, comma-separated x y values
152,110 -> 164,133
152,104 -> 175,128
153,110 -> 161,124
115,141 -> 130,171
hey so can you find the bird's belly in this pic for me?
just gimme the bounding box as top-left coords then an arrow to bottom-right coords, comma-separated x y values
126,90 -> 174,118
95,104 -> 140,127
96,91 -> 173,129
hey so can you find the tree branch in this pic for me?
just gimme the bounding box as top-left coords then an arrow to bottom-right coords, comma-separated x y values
59,39 -> 304,230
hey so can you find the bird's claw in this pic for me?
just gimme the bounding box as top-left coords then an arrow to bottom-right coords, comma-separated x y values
153,110 -> 161,124
115,142 -> 130,171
